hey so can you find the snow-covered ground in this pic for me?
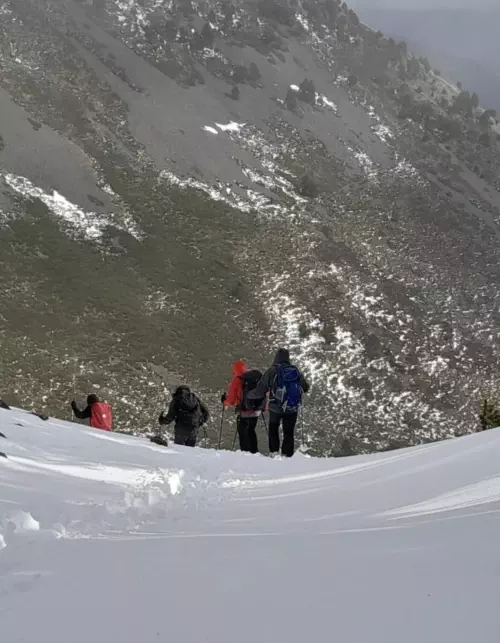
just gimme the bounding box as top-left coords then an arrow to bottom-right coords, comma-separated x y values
1,408 -> 499,642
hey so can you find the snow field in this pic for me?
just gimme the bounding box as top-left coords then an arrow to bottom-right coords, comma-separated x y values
1,407 -> 500,642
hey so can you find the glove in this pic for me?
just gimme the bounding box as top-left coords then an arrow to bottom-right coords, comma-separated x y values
70,400 -> 77,409
158,412 -> 168,425
220,393 -> 227,404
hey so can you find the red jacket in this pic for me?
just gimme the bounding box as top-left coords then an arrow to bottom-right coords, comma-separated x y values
90,402 -> 113,431
224,360 -> 264,417
224,360 -> 247,409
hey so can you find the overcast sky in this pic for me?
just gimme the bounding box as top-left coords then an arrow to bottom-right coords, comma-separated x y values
349,0 -> 497,9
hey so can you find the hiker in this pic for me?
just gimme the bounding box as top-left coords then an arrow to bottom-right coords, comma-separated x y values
249,348 -> 309,457
221,360 -> 266,454
71,394 -> 113,431
159,385 -> 209,447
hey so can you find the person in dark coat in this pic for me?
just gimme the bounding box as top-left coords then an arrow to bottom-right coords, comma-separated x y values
249,348 -> 309,457
221,359 -> 263,454
159,385 -> 209,447
71,394 -> 113,431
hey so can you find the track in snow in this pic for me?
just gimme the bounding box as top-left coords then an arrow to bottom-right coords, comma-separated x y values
1,408 -> 499,642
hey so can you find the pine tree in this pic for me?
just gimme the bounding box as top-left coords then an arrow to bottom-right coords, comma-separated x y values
231,85 -> 240,100
298,78 -> 316,105
298,174 -> 319,198
232,65 -> 248,84
200,22 -> 214,48
479,398 -> 500,431
248,62 -> 261,83
285,87 -> 298,111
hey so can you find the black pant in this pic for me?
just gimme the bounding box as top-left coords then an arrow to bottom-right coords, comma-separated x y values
237,416 -> 259,454
269,412 -> 298,457
174,428 -> 197,447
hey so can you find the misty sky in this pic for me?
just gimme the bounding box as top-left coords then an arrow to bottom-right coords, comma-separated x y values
349,0 -> 497,9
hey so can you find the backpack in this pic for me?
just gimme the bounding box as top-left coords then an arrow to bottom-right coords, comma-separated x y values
274,364 -> 303,412
90,402 -> 113,431
176,390 -> 204,429
239,369 -> 266,412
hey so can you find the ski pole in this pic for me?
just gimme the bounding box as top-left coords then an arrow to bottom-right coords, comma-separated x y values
260,413 -> 269,435
218,404 -> 225,449
232,426 -> 238,450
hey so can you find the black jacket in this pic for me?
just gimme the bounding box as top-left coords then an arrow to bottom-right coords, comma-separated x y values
71,403 -> 91,420
250,350 -> 309,415
71,393 -> 102,420
159,386 -> 209,432
71,395 -> 100,420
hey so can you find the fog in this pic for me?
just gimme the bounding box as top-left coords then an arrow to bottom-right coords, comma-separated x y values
347,0 -> 500,111
349,0 -> 497,8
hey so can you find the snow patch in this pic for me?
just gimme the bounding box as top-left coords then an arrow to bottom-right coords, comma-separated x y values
2,173 -> 141,241
315,93 -> 338,113
386,476 -> 500,518
203,126 -> 219,135
215,121 -> 245,133
373,124 -> 393,144
7,510 -> 40,533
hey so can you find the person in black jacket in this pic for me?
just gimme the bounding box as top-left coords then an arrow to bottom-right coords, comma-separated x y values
71,394 -> 100,421
159,386 -> 209,447
249,348 -> 309,457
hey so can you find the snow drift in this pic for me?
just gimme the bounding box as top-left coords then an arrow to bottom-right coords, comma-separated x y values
1,407 -> 499,642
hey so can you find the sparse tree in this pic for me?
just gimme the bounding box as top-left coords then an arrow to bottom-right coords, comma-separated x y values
471,92 -> 479,109
398,41 -> 408,56
479,109 -> 497,128
200,22 -> 214,48
298,174 -> 319,198
248,62 -> 261,82
452,90 -> 474,117
232,64 -> 248,84
230,85 -> 240,100
479,398 -> 500,431
298,78 -> 316,105
478,132 -> 491,147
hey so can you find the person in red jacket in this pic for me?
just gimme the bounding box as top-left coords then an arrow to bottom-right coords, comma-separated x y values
71,394 -> 113,431
221,360 -> 264,454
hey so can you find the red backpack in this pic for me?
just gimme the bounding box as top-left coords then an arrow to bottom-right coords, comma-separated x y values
90,402 -> 113,431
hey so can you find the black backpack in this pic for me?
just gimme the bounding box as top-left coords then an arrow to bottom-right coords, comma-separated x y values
176,390 -> 203,428
240,369 -> 266,412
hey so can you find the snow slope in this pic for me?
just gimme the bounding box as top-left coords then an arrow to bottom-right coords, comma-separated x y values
1,408 -> 499,642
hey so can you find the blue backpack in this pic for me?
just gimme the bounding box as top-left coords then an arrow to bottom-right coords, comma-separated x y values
274,364 -> 303,412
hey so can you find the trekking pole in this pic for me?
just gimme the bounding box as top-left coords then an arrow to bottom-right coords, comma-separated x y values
300,407 -> 305,448
260,413 -> 269,435
232,426 -> 238,450
217,405 -> 225,449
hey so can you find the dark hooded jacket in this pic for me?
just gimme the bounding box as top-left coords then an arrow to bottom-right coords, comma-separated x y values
249,349 -> 309,414
159,386 -> 209,433
71,394 -> 101,420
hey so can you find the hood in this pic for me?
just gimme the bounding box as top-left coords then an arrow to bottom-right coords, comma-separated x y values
232,360 -> 248,376
174,386 -> 198,411
87,394 -> 101,405
274,348 -> 290,364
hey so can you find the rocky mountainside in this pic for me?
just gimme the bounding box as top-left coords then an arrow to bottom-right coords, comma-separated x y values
1,0 -> 500,455
351,6 -> 500,113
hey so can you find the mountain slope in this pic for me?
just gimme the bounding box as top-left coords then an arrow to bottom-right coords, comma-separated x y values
1,409 -> 500,642
2,0 -> 500,453
350,7 -> 500,112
